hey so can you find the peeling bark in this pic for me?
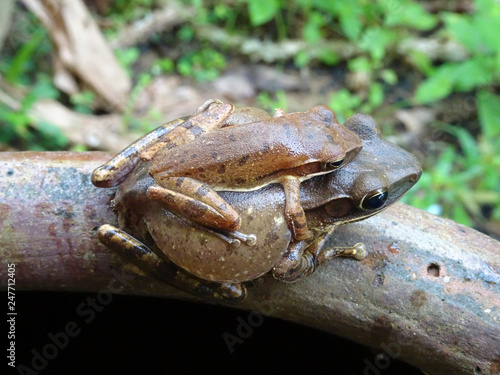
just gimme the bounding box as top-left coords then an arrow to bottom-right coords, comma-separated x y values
0,151 -> 499,375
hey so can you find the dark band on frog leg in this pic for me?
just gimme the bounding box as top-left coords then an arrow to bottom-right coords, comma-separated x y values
147,184 -> 237,230
148,184 -> 255,246
97,224 -> 246,301
206,281 -> 247,302
169,265 -> 246,302
91,146 -> 141,188
141,101 -> 234,161
272,250 -> 316,282
288,208 -> 312,241
149,178 -> 241,231
98,224 -> 164,268
91,118 -> 186,187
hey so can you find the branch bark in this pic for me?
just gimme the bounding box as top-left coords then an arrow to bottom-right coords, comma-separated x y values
0,151 -> 499,375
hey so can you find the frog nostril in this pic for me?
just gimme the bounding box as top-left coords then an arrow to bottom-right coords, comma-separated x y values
410,173 -> 419,182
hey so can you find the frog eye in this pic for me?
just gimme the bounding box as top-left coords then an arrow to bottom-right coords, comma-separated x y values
360,189 -> 388,210
329,158 -> 345,168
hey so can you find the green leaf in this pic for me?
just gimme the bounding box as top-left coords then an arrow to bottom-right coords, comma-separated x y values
471,14 -> 500,54
359,27 -> 396,62
177,25 -> 195,41
452,203 -> 473,227
348,56 -> 371,73
442,11 -> 500,55
248,0 -> 279,26
380,69 -> 398,85
416,57 -> 493,104
4,29 -> 46,83
329,89 -> 362,122
434,146 -> 455,178
368,83 -> 384,108
338,6 -> 362,41
442,13 -> 478,52
443,125 -> 479,166
407,50 -> 433,75
414,70 -> 453,104
384,1 -> 437,30
36,120 -> 69,149
115,47 -> 140,76
452,57 -> 493,91
311,0 -> 337,15
477,90 -> 500,138
317,48 -> 339,65
303,11 -> 323,43
294,50 -> 311,67
295,0 -> 314,8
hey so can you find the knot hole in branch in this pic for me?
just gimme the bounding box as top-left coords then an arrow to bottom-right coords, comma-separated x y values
427,263 -> 441,277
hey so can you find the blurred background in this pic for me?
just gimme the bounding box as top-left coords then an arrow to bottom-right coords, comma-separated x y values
1,0 -> 499,238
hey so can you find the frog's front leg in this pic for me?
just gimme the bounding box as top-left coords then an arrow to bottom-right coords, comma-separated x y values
272,225 -> 366,282
147,179 -> 257,246
97,224 -> 247,302
281,177 -> 313,241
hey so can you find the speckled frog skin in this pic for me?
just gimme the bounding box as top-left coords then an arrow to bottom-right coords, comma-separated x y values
98,113 -> 421,301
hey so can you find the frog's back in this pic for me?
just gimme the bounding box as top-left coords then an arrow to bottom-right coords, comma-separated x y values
150,114 -> 355,189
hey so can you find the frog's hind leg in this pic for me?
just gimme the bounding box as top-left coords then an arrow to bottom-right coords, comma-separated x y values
272,226 -> 366,282
91,118 -> 185,188
147,180 -> 257,246
97,224 -> 246,302
140,99 -> 234,161
92,99 -> 233,188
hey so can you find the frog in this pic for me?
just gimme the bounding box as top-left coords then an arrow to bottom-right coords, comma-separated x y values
92,100 -> 363,244
97,113 -> 421,301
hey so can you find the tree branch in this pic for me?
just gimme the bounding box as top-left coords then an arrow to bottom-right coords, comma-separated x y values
0,152 -> 499,375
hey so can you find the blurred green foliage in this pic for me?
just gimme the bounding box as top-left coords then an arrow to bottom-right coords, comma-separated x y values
1,0 -> 499,231
402,91 -> 500,226
404,0 -> 500,228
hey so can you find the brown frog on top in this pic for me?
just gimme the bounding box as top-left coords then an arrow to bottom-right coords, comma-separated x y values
97,114 -> 421,301
92,100 -> 363,243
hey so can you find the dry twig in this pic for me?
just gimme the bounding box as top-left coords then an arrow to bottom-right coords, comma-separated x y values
22,0 -> 131,109
0,85 -> 139,152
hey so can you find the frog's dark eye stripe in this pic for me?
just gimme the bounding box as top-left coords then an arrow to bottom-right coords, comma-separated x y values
360,189 -> 388,210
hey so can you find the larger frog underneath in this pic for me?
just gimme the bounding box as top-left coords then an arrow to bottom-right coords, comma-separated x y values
98,114 -> 421,301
